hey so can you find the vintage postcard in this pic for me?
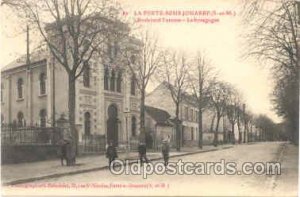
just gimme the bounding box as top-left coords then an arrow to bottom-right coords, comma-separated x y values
0,0 -> 299,196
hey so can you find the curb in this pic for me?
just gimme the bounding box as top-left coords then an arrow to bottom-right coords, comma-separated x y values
2,145 -> 233,186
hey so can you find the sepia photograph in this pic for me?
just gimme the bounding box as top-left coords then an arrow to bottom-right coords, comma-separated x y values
0,0 -> 299,196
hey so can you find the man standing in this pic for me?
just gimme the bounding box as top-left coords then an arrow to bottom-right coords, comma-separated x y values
161,139 -> 170,166
106,141 -> 118,169
138,142 -> 149,165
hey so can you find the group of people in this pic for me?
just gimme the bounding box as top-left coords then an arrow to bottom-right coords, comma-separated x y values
106,135 -> 171,169
59,134 -> 171,168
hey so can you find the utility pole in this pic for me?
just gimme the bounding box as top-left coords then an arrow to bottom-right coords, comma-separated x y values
26,25 -> 33,126
52,57 -> 56,127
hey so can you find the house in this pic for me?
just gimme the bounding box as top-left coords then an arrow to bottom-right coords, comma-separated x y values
146,82 -> 227,146
144,105 -> 175,149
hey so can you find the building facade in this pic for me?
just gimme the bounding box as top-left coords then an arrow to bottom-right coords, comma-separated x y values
1,39 -> 141,149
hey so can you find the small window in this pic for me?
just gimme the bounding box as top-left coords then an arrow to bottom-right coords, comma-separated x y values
110,70 -> 115,91
130,75 -> 136,95
113,41 -> 119,57
108,42 -> 112,62
83,61 -> 90,87
184,106 -> 188,120
39,73 -> 46,95
191,127 -> 194,140
131,116 -> 136,137
130,55 -> 136,64
104,67 -> 109,90
40,109 -> 47,127
116,72 -> 122,93
17,111 -> 24,127
17,78 -> 24,99
84,112 -> 91,136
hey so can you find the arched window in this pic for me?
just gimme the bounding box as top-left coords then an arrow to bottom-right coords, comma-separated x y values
39,73 -> 46,95
84,112 -> 91,136
17,78 -> 23,99
110,70 -> 115,91
104,67 -> 109,90
130,75 -> 136,95
131,116 -> 136,137
17,111 -> 24,127
83,61 -> 90,87
40,109 -> 47,127
116,72 -> 122,93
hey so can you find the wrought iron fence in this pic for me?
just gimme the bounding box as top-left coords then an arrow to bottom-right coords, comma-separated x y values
79,134 -> 105,153
1,124 -> 62,145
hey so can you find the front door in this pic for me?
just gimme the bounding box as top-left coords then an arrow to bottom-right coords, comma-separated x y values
107,105 -> 118,146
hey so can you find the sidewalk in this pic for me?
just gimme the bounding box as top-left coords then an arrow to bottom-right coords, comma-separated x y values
1,144 -> 233,186
268,142 -> 298,196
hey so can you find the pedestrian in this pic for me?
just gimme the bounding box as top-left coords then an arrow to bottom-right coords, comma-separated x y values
161,139 -> 170,166
59,139 -> 68,166
138,142 -> 149,165
63,128 -> 75,166
106,141 -> 118,169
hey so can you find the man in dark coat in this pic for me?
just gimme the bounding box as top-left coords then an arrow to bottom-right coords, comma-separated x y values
106,141 -> 118,169
59,139 -> 68,166
138,142 -> 149,165
161,140 -> 170,166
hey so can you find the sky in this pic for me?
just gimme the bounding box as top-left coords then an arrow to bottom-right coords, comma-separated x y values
0,0 -> 282,123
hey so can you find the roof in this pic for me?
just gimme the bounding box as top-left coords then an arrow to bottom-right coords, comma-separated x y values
1,48 -> 47,72
158,81 -> 197,106
145,105 -> 173,126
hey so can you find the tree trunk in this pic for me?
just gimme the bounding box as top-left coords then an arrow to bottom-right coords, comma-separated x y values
243,122 -> 247,143
210,113 -> 215,132
223,117 -> 226,144
140,88 -> 146,142
198,107 -> 203,149
237,116 -> 242,144
231,122 -> 235,144
214,115 -> 221,147
68,75 -> 77,163
175,102 -> 181,151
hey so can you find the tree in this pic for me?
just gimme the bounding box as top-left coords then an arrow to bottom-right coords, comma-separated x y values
254,114 -> 278,141
123,31 -> 162,142
226,86 -> 242,144
208,81 -> 231,146
159,50 -> 189,151
187,51 -> 216,149
242,0 -> 299,144
4,0 -> 127,161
